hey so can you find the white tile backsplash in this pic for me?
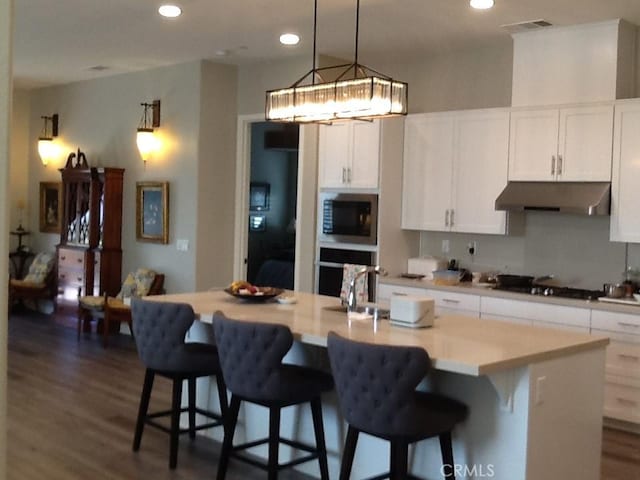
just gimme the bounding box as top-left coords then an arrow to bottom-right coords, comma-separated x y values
420,211 -> 628,290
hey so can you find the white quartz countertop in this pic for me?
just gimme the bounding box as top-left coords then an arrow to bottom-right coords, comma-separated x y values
380,277 -> 640,315
150,290 -> 608,377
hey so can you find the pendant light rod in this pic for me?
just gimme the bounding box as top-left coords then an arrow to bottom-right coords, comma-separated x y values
312,0 -> 318,84
354,0 -> 360,67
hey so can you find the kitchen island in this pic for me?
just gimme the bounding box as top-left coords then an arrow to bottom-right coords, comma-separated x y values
152,290 -> 609,480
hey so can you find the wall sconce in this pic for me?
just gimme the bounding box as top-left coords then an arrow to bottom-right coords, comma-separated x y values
38,114 -> 59,166
136,100 -> 161,165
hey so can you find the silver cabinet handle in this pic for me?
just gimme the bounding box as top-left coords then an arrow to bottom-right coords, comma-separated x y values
616,397 -> 638,407
551,155 -> 556,175
347,167 -> 352,183
342,167 -> 346,183
617,354 -> 640,362
445,209 -> 450,227
618,322 -> 640,329
557,155 -> 563,175
450,209 -> 455,227
442,298 -> 460,304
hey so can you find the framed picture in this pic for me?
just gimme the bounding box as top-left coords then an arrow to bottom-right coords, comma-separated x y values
136,181 -> 169,244
249,182 -> 270,211
39,182 -> 62,233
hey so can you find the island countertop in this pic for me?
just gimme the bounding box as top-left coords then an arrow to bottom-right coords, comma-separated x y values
150,290 -> 609,376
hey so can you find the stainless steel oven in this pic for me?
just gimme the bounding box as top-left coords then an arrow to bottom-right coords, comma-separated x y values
316,247 -> 375,299
318,193 -> 378,245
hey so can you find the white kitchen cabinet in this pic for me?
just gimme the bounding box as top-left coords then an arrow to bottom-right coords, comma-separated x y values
480,296 -> 591,330
402,109 -> 509,234
610,99 -> 640,243
508,104 -> 614,182
318,120 -> 380,189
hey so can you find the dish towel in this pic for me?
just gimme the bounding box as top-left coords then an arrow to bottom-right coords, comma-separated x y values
340,264 -> 369,305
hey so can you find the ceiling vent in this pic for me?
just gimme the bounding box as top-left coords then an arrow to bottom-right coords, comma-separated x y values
501,19 -> 552,34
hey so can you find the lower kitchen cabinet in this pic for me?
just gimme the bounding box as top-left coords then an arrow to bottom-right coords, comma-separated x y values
377,283 -> 480,317
592,309 -> 640,424
480,296 -> 591,330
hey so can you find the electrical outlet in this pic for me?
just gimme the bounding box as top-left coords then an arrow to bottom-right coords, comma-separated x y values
442,239 -> 450,254
176,239 -> 189,252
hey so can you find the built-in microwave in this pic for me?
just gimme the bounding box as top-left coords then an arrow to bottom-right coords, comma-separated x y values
319,193 -> 378,245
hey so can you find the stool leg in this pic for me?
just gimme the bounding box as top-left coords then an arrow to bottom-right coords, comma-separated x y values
169,378 -> 184,469
390,441 -> 409,480
102,313 -> 110,348
439,432 -> 455,480
216,395 -> 241,480
268,407 -> 281,480
339,426 -> 359,480
188,377 -> 196,440
310,397 -> 330,480
216,374 -> 228,417
133,369 -> 155,451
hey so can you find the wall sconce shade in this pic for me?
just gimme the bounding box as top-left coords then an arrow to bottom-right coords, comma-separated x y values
38,114 -> 59,166
136,100 -> 161,163
265,0 -> 408,123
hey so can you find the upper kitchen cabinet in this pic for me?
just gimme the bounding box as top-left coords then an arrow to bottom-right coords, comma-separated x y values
611,100 -> 640,243
508,104 -> 614,182
318,120 -> 380,189
402,109 -> 510,234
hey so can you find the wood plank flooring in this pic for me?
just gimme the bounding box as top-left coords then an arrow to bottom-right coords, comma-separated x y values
6,308 -> 640,479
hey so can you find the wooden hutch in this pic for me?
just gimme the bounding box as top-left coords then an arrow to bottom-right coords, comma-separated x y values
57,150 -> 124,300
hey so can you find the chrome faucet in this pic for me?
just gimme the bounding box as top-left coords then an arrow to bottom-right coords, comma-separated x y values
345,265 -> 388,313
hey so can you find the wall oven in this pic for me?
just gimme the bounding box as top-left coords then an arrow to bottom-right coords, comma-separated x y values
316,247 -> 376,299
318,193 -> 378,245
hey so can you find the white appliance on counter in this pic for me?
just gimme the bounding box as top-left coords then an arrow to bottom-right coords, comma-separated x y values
390,295 -> 435,328
407,256 -> 448,280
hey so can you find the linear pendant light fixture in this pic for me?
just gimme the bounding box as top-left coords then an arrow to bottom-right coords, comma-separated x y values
265,0 -> 408,123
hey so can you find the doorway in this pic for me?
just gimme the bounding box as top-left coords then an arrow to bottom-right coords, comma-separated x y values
246,122 -> 299,289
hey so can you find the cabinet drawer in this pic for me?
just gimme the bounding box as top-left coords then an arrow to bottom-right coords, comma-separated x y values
480,297 -> 590,328
604,340 -> 640,379
58,249 -> 85,268
531,319 -> 590,334
481,313 -> 532,327
377,284 -> 429,303
58,267 -> 85,287
424,289 -> 480,314
604,381 -> 640,424
591,310 -> 640,336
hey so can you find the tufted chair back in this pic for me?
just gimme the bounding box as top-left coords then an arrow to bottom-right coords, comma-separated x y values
131,298 -> 197,372
212,314 -> 294,402
327,332 -> 431,438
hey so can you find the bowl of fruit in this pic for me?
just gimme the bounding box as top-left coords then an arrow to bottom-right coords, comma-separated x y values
224,281 -> 284,302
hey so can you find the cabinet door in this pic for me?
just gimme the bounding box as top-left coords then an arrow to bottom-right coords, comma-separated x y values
452,110 -> 509,234
508,108 -> 559,181
401,114 -> 454,231
350,121 -> 380,188
318,123 -> 350,188
610,101 -> 640,242
557,105 -> 614,181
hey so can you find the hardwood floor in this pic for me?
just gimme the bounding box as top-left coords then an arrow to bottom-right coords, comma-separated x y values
6,308 -> 640,479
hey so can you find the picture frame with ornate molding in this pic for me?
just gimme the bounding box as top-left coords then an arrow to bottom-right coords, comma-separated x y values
136,181 -> 169,244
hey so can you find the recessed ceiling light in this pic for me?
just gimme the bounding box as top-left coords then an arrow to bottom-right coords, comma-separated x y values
279,33 -> 300,46
158,4 -> 182,18
470,0 -> 494,10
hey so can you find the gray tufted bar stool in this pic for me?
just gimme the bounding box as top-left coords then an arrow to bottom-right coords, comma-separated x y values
212,313 -> 333,480
327,332 -> 469,480
130,298 -> 228,469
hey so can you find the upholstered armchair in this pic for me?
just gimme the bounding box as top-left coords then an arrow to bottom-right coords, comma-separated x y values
77,268 -> 165,347
9,252 -> 57,312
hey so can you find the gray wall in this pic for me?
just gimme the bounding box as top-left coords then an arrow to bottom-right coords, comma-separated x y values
15,60 -> 237,294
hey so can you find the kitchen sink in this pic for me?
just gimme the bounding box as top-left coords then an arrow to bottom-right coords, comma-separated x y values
322,304 -> 390,319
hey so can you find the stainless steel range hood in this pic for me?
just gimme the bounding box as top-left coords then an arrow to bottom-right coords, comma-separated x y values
495,182 -> 611,216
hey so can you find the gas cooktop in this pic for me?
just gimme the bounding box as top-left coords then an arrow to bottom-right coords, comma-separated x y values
494,285 -> 603,301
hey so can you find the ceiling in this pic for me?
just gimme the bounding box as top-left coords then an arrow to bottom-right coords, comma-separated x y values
12,0 -> 640,89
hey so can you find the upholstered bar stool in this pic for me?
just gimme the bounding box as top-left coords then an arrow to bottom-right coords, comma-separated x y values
130,299 -> 228,469
327,332 -> 468,480
212,313 -> 333,480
